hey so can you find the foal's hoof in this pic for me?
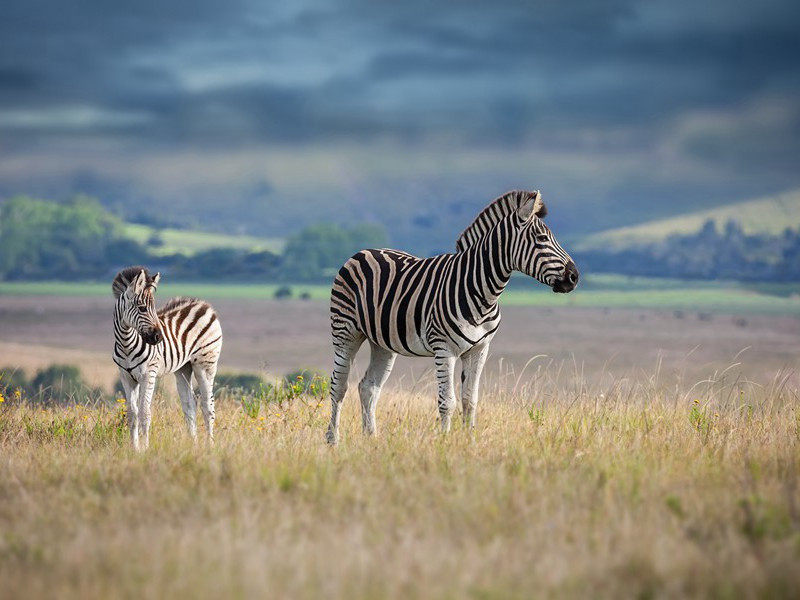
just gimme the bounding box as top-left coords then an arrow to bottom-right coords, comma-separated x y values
325,429 -> 339,445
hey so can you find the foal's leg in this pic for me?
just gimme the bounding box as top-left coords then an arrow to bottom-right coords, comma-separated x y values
193,362 -> 217,444
175,363 -> 197,441
138,369 -> 158,451
119,369 -> 140,451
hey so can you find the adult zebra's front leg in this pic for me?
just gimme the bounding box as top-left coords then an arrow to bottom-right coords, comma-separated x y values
434,352 -> 458,433
460,341 -> 490,429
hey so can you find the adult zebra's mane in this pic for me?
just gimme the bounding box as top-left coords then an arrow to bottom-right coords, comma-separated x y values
112,266 -> 157,298
455,190 -> 545,253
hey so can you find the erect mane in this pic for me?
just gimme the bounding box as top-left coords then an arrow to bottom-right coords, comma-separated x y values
455,190 -> 543,253
112,266 -> 157,298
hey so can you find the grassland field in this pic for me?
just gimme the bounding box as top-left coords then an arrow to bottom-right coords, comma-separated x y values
1,370 -> 799,598
1,276 -> 799,598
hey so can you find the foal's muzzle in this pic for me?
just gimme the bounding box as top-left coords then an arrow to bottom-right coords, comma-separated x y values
142,328 -> 162,345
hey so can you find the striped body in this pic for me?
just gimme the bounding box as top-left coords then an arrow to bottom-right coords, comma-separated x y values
332,248 -> 504,359
112,267 -> 222,450
326,190 -> 578,443
113,297 -> 222,377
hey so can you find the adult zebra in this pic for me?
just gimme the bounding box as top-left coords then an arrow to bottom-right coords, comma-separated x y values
326,190 -> 578,444
112,267 -> 222,450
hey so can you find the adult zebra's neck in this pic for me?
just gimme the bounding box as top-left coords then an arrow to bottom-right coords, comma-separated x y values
452,219 -> 515,321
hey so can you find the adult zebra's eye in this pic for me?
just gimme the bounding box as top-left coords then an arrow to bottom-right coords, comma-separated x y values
536,234 -> 549,243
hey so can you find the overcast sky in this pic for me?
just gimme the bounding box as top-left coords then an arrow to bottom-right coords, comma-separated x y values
1,0 -> 798,234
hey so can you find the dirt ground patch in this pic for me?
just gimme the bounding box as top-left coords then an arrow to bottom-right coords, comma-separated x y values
1,294 -> 798,392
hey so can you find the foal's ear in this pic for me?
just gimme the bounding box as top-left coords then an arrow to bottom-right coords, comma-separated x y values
130,269 -> 148,295
517,191 -> 546,220
152,272 -> 161,288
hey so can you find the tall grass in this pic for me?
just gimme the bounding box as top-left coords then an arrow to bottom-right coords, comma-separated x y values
0,365 -> 798,599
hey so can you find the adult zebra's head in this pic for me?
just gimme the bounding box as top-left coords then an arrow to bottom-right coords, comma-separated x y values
113,267 -> 163,345
512,191 -> 579,293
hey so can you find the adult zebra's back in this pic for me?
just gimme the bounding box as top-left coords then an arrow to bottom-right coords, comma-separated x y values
112,267 -> 222,450
326,190 -> 578,444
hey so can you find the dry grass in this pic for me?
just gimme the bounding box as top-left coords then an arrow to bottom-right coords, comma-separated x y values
1,369 -> 799,599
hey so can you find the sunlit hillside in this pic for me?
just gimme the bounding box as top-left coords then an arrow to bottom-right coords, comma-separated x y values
576,188 -> 800,251
123,224 -> 285,256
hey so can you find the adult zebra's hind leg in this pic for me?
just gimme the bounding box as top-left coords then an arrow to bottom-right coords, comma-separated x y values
326,332 -> 365,445
359,342 -> 397,436
175,363 -> 198,441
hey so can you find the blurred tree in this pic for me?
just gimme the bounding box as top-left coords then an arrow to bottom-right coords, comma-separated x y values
0,195 -> 130,279
280,222 -> 388,280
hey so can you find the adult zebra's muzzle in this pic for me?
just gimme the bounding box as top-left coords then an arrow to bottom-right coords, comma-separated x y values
552,261 -> 579,294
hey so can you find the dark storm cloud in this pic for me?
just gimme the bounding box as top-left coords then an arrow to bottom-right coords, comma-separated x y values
1,0 -> 798,144
1,0 -> 799,215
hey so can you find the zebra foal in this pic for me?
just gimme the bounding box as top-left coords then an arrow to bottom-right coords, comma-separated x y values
112,267 -> 222,450
326,190 -> 578,444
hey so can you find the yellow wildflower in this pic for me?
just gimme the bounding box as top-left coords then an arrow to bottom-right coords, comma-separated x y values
0,392 -> 5,403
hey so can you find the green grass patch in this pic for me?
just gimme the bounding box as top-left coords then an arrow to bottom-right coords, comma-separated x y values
1,275 -> 797,314
0,280 -> 330,301
123,223 -> 285,256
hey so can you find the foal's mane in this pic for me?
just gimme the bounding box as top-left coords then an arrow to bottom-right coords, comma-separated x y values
112,266 -> 157,298
455,190 -> 544,253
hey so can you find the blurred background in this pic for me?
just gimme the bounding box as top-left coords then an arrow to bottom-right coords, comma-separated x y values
0,0 -> 798,394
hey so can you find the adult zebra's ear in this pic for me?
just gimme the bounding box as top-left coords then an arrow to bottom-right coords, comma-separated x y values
152,272 -> 161,288
517,191 -> 547,221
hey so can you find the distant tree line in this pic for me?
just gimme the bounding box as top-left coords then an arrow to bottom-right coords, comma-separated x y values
3,196 -> 799,283
574,220 -> 800,282
0,196 -> 386,282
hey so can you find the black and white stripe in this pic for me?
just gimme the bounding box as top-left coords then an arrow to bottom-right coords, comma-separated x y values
326,190 -> 578,443
112,266 -> 222,450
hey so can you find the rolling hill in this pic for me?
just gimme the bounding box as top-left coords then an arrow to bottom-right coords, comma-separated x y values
574,188 -> 800,251
123,224 -> 285,256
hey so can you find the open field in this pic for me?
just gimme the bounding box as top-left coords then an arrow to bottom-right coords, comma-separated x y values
1,373 -> 799,599
122,223 -> 285,256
